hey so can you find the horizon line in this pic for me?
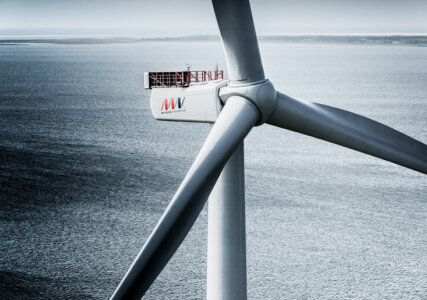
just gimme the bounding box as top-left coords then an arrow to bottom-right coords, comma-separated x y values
2,32 -> 427,39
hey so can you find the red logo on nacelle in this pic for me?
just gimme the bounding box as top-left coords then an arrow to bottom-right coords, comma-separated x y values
161,97 -> 185,111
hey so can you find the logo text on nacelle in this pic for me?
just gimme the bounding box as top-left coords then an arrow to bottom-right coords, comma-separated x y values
161,97 -> 186,114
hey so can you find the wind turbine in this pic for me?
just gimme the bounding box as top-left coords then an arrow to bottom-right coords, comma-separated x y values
111,0 -> 427,299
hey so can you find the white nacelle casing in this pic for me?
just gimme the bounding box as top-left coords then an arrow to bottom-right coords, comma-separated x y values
150,80 -> 227,123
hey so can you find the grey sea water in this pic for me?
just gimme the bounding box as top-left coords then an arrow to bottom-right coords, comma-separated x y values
0,42 -> 426,299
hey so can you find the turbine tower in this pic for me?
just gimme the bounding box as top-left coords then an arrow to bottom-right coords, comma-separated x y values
112,0 -> 427,299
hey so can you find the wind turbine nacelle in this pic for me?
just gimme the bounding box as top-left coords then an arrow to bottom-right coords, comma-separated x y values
150,80 -> 227,123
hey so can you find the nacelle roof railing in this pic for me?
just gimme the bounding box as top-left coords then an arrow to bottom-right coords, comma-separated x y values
145,67 -> 224,89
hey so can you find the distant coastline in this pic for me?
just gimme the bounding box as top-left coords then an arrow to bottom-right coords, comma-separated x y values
1,34 -> 427,46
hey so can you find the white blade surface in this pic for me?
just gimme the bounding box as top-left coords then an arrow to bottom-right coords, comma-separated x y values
268,92 -> 427,174
212,0 -> 264,85
111,96 -> 258,300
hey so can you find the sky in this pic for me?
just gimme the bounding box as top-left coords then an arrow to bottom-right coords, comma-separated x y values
1,0 -> 427,37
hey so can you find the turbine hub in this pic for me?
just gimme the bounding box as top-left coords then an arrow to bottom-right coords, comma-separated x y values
218,80 -> 277,125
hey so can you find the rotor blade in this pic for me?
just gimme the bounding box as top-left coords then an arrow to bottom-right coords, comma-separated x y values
267,92 -> 427,174
212,0 -> 265,84
111,96 -> 258,300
